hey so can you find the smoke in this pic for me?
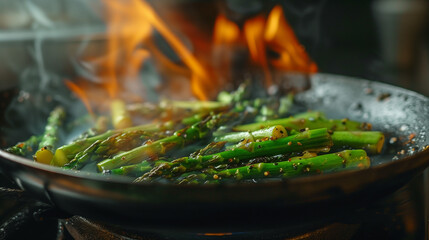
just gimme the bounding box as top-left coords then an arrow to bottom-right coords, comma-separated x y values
0,0 -> 106,144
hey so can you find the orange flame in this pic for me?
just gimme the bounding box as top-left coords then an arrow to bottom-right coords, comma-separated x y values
244,15 -> 272,86
265,5 -> 318,73
101,0 -> 152,99
64,80 -> 94,116
213,15 -> 240,45
107,0 -> 213,100
67,3 -> 317,113
212,5 -> 316,87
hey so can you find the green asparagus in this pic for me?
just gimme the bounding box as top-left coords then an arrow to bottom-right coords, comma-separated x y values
135,128 -> 332,182
331,131 -> 385,154
5,135 -> 42,157
175,150 -> 370,184
214,125 -> 287,143
65,130 -> 162,170
34,107 -> 66,164
97,113 -> 237,171
233,114 -> 371,132
51,121 -> 172,167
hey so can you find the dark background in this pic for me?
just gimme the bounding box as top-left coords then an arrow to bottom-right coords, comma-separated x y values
279,0 -> 429,96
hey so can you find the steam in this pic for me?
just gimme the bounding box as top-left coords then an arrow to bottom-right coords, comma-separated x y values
0,0 -> 106,145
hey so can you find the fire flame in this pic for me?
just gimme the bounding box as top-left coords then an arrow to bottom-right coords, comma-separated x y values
265,6 -> 318,73
212,5 -> 317,80
64,80 -> 94,116
244,15 -> 273,86
67,2 -> 317,114
213,15 -> 240,45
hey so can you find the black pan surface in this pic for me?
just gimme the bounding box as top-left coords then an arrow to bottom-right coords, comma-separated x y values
0,73 -> 428,232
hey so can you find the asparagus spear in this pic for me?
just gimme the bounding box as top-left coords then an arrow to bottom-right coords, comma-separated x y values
175,150 -> 370,184
331,131 -> 385,154
5,135 -> 42,157
109,161 -> 153,176
63,139 -> 102,170
33,107 -> 66,164
214,125 -> 287,143
217,129 -> 384,155
108,159 -> 171,176
64,130 -> 162,170
127,100 -> 230,122
97,113 -> 236,171
233,114 -> 371,132
111,99 -> 133,129
162,100 -> 230,112
128,100 -> 230,114
181,112 -> 210,126
50,122 -> 172,167
189,141 -> 227,157
135,128 -> 332,182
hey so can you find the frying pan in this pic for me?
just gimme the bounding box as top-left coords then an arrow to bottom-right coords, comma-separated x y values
0,73 -> 428,233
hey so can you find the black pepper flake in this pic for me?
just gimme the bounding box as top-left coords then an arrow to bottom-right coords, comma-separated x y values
299,128 -> 306,132
249,165 -> 254,170
361,122 -> 372,130
377,93 -> 391,101
274,162 -> 278,166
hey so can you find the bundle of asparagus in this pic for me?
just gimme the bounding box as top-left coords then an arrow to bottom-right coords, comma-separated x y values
4,84 -> 385,184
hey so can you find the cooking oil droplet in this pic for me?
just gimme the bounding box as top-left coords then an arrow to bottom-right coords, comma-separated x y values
399,124 -> 409,132
389,137 -> 398,144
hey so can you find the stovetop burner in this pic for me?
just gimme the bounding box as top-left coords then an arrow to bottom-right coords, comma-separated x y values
1,171 -> 427,240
